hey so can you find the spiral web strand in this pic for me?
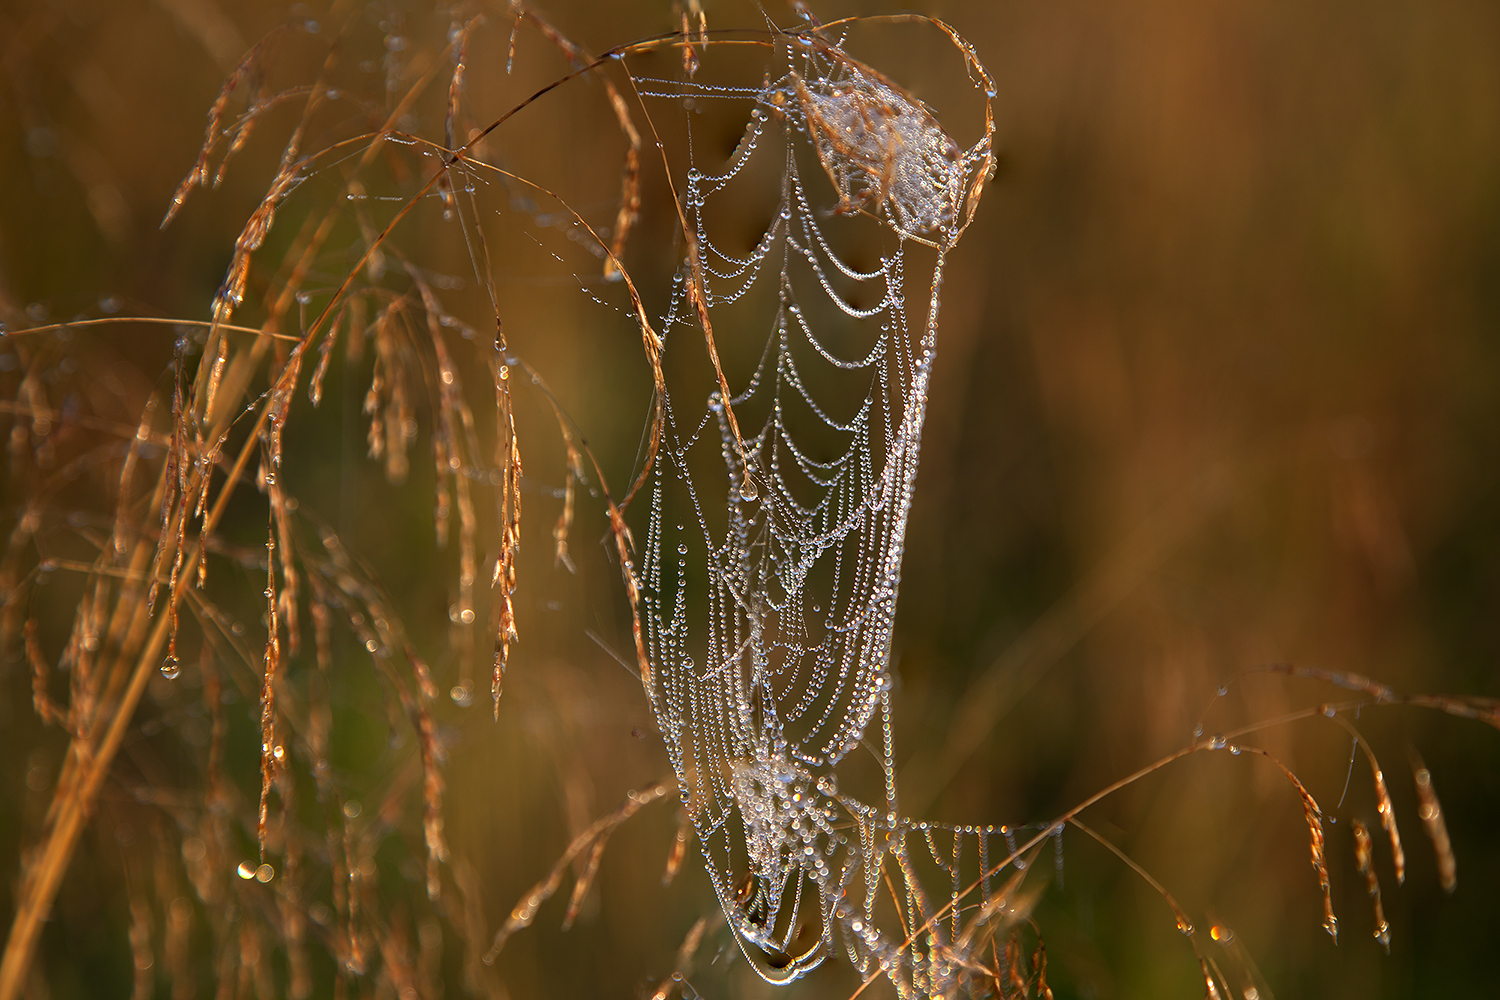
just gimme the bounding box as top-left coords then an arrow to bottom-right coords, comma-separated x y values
628,24 -> 1013,994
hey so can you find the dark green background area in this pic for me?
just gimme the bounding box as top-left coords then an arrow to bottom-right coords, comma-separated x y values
2,0 -> 1498,997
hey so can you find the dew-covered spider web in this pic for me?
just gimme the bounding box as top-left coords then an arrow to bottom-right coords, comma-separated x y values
621,21 -> 1046,995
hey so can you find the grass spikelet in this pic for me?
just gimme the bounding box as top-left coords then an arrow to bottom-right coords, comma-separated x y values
26,618 -> 65,728
1331,715 -> 1406,885
212,161 -> 302,321
489,350 -> 523,713
308,303 -> 344,407
1032,935 -> 1054,1000
662,809 -> 692,885
1240,747 -> 1336,942
127,892 -> 153,1000
409,677 -> 450,901
162,25 -> 286,227
560,838 -> 608,932
433,321 -> 478,632
444,16 -> 481,156
267,467 -> 301,658
552,430 -> 583,573
370,307 -> 415,483
1352,819 -> 1391,953
1372,765 -> 1405,887
257,506 -> 282,860
1411,756 -> 1456,893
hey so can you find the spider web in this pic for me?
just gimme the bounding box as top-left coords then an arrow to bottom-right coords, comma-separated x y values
627,23 -> 1018,994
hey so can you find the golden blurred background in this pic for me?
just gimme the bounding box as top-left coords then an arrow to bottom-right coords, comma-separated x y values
1,0 -> 1497,997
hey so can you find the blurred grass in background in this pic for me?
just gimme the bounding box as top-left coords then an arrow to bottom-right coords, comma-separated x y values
1,0 -> 1497,997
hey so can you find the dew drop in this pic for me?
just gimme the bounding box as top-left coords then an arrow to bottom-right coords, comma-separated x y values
739,476 -> 759,502
450,685 -> 473,706
236,861 -> 256,880
160,655 -> 180,680
255,864 -> 275,883
1209,733 -> 1227,750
